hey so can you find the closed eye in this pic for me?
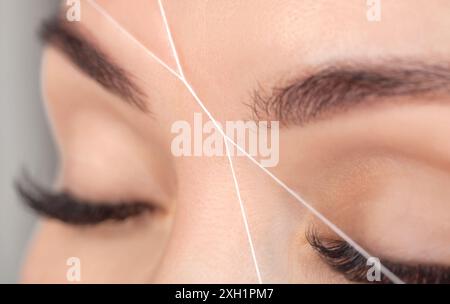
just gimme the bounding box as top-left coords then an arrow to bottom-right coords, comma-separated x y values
16,174 -> 157,226
306,228 -> 450,284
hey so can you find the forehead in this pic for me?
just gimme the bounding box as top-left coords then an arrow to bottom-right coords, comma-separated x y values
78,0 -> 450,117
93,0 -> 450,63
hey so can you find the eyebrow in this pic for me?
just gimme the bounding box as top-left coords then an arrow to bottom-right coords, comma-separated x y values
252,61 -> 450,126
40,18 -> 148,111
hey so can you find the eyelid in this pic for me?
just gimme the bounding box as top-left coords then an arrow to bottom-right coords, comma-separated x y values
15,174 -> 157,226
306,228 -> 450,284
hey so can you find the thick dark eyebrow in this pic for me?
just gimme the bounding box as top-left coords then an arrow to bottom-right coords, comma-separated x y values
252,61 -> 450,126
40,18 -> 148,111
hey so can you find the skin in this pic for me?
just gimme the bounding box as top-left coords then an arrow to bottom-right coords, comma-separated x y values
22,0 -> 450,283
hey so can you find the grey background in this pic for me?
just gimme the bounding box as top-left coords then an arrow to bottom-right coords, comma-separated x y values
1,0 -> 59,283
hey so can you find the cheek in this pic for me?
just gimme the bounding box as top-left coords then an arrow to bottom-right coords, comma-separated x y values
22,218 -> 171,283
22,222 -> 70,283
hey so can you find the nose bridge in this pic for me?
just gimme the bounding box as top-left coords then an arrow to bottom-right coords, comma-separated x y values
97,0 -> 260,282
151,156 -> 258,283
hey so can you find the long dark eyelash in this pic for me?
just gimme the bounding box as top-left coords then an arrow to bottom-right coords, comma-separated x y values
306,229 -> 450,284
15,175 -> 156,226
306,229 -> 373,283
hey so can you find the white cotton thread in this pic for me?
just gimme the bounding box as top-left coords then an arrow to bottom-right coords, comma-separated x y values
86,0 -> 404,284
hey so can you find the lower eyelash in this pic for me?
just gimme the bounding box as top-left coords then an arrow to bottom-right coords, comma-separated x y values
15,173 -> 156,226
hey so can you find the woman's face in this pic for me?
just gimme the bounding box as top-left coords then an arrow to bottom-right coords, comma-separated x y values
21,0 -> 450,283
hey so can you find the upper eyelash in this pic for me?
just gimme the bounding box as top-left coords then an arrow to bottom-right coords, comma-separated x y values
306,228 -> 450,284
15,174 -> 156,226
306,229 -> 373,282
